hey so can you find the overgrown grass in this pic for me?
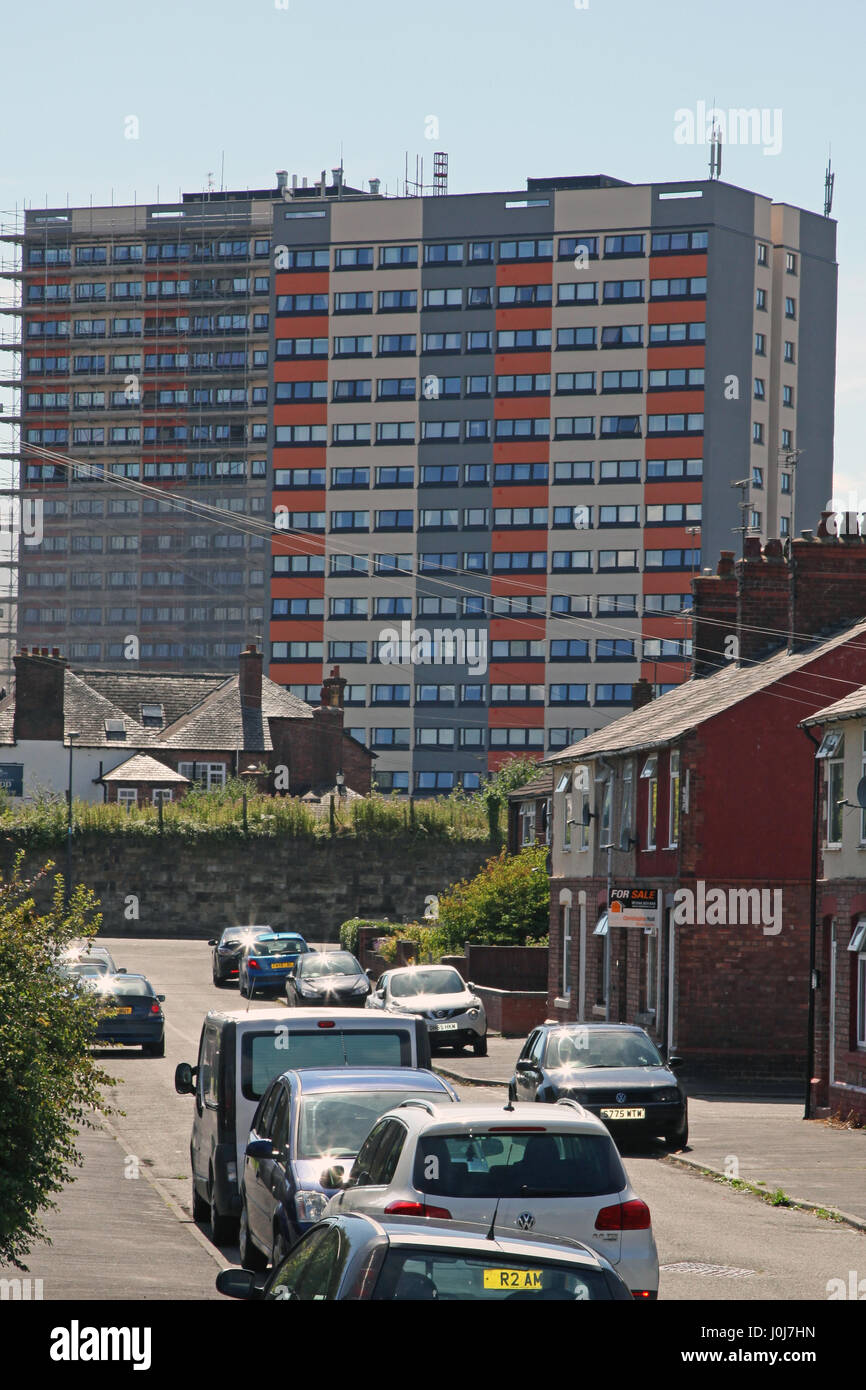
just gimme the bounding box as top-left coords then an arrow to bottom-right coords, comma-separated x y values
0,787 -> 500,848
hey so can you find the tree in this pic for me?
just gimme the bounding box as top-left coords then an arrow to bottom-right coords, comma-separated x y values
436,844 -> 550,953
0,857 -> 115,1269
476,755 -> 544,844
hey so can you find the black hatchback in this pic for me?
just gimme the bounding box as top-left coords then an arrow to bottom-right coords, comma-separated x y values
209,925 -> 274,986
90,973 -> 166,1056
508,1023 -> 688,1149
285,950 -> 371,1008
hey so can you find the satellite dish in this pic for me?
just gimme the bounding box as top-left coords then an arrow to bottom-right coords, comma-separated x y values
857,777 -> 866,810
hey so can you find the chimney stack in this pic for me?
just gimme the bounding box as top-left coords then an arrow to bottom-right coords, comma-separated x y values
736,541 -> 790,663
13,649 -> 67,743
630,678 -> 654,710
691,550 -> 738,677
238,643 -> 262,709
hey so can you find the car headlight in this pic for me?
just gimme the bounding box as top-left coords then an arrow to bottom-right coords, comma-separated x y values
655,1088 -> 681,1104
295,1190 -> 328,1223
468,1006 -> 480,1017
300,980 -> 322,993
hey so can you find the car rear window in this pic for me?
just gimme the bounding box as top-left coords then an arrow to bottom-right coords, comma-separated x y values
242,1028 -> 413,1100
254,938 -> 306,957
372,1251 -> 617,1301
104,978 -> 153,998
297,1089 -> 444,1159
413,1131 -> 626,1199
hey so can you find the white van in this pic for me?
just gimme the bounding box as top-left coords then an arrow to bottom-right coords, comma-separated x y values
174,1006 -> 432,1243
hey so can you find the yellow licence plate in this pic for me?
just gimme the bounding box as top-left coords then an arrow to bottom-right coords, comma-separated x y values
270,962 -> 292,969
483,1269 -> 543,1290
600,1107 -> 645,1120
113,1006 -> 134,1015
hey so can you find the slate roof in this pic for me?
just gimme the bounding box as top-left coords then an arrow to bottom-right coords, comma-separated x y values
507,770 -> 554,801
545,617 -> 866,765
801,684 -> 866,727
101,754 -> 191,784
156,675 -> 312,751
77,669 -> 227,730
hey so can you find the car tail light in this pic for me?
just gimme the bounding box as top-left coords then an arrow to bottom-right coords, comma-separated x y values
384,1200 -> 452,1219
632,1290 -> 653,1300
317,1020 -> 336,1029
595,1199 -> 651,1231
150,1002 -> 161,1014
488,1127 -> 545,1134
248,959 -> 260,970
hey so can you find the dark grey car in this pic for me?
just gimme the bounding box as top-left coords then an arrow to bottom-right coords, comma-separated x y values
285,950 -> 371,1008
508,1023 -> 688,1149
209,925 -> 274,986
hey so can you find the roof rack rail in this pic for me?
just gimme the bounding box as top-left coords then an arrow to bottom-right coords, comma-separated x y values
397,1098 -> 439,1115
554,1097 -> 586,1114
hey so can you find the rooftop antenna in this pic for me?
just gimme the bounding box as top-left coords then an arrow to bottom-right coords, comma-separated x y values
824,151 -> 835,217
709,106 -> 722,180
220,150 -> 225,193
433,151 -> 449,195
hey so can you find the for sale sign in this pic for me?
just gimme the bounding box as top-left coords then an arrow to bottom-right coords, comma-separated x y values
608,886 -> 659,929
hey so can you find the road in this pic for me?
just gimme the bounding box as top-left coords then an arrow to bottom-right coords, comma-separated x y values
24,938 -> 866,1300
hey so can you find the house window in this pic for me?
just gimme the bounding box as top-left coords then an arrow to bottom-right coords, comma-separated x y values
519,802 -> 536,846
117,788 -> 138,811
178,761 -> 227,790
561,898 -> 572,998
848,919 -> 866,1049
818,732 -> 845,846
574,767 -> 590,850
620,761 -> 634,849
599,773 -> 612,845
152,789 -> 173,805
641,754 -> 658,850
668,749 -> 681,846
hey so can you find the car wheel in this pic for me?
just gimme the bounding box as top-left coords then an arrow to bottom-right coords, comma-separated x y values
472,1035 -> 488,1058
664,1119 -> 689,1150
284,988 -> 297,1007
238,976 -> 248,999
192,1179 -> 209,1223
209,1178 -> 238,1246
143,1036 -> 165,1058
239,1202 -> 268,1272
212,969 -> 225,987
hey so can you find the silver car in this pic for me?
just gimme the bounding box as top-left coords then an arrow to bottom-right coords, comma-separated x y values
366,965 -> 487,1057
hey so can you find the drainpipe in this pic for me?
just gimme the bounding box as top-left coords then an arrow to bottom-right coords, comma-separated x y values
598,757 -> 615,1023
800,725 -> 822,1121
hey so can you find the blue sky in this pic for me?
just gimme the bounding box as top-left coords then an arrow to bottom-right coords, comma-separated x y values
1,0 -> 864,503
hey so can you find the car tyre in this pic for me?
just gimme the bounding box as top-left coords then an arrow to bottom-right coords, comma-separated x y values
473,1035 -> 488,1058
239,976 -> 248,999
284,988 -> 297,1008
209,1178 -> 237,1246
664,1115 -> 689,1150
239,1202 -> 268,1272
192,1179 -> 209,1223
143,1036 -> 165,1057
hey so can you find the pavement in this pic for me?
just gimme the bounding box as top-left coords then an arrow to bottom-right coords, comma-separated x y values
433,1037 -> 866,1230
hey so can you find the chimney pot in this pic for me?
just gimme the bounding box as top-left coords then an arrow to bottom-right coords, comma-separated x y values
743,536 -> 762,560
52,648 -> 60,657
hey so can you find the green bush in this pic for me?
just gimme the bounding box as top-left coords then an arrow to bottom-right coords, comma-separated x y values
436,844 -> 550,953
338,917 -> 394,956
0,855 -> 115,1269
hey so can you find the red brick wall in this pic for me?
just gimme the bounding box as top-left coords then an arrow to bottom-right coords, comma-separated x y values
464,944 -> 549,991
476,986 -> 549,1037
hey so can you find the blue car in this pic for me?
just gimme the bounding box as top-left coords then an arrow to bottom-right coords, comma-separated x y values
238,1067 -> 459,1270
238,933 -> 311,998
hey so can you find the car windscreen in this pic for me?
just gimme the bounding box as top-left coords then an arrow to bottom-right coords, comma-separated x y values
242,1029 -> 413,1100
253,938 -> 306,957
372,1251 -> 617,1301
66,961 -> 110,976
544,1029 -> 663,1070
101,978 -> 154,998
413,1131 -> 626,1199
297,1089 -> 440,1159
299,953 -> 361,979
222,928 -> 270,948
390,969 -> 463,998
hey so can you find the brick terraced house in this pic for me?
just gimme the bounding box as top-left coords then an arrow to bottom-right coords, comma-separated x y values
543,526 -> 866,1081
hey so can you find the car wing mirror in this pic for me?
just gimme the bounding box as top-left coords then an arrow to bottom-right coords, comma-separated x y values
174,1062 -> 197,1095
515,1059 -> 536,1073
216,1268 -> 262,1300
320,1164 -> 346,1188
157,994 -> 166,1002
117,967 -> 127,973
207,939 -> 218,946
667,1056 -> 683,1070
245,1139 -> 278,1160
